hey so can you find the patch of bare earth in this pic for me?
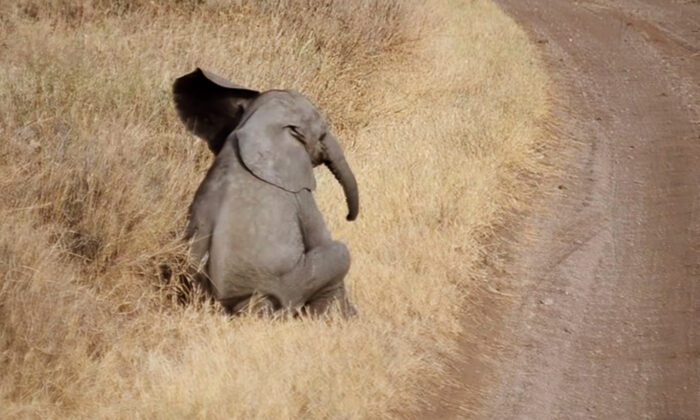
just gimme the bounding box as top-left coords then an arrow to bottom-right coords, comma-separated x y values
439,0 -> 699,418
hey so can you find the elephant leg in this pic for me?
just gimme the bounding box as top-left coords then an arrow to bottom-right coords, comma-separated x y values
222,293 -> 278,317
185,219 -> 211,271
178,220 -> 216,302
304,281 -> 357,318
276,241 -> 351,310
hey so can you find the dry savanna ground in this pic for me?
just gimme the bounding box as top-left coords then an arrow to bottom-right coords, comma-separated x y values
0,0 -> 548,418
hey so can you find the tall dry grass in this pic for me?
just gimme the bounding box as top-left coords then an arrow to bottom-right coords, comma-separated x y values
0,0 -> 549,418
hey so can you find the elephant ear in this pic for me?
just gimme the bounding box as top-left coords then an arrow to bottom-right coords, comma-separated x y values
236,107 -> 316,193
173,68 -> 259,154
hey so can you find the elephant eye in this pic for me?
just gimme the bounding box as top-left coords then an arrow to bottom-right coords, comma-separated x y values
287,126 -> 306,144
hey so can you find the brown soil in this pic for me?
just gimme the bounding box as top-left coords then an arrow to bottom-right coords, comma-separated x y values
428,0 -> 700,418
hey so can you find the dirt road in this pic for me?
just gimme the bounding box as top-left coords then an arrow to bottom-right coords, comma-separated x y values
463,1 -> 700,418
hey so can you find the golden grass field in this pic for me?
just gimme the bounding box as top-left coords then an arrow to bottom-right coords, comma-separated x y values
0,0 -> 548,418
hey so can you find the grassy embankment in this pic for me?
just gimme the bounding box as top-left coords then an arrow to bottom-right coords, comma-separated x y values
0,0 -> 548,417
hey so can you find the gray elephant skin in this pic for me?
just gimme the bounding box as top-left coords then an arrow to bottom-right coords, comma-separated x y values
173,68 -> 359,317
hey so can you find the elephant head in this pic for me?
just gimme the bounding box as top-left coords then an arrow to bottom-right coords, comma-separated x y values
173,68 -> 359,221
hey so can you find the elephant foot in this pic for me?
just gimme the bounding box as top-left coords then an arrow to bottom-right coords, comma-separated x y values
223,293 -> 279,317
303,282 -> 357,319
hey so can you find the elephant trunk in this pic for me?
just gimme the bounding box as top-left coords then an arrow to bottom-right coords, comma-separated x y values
323,134 -> 359,221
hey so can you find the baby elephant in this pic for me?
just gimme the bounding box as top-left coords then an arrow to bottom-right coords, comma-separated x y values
174,68 -> 359,317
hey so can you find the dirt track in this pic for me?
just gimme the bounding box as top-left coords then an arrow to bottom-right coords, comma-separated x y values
456,0 -> 699,418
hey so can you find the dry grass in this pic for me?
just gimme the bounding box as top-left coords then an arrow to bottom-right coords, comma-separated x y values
0,0 -> 549,418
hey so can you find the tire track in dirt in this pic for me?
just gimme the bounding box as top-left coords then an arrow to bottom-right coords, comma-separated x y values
472,1 -> 700,418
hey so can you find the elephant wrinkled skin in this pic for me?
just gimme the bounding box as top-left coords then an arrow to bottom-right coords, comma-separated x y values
173,68 -> 359,317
